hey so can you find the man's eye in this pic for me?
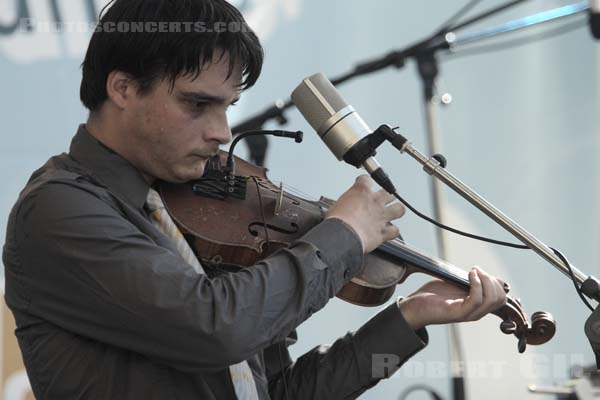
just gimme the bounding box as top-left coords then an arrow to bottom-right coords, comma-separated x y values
188,101 -> 209,113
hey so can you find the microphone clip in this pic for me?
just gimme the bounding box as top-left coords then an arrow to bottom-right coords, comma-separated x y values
192,130 -> 304,201
343,125 -> 403,168
191,156 -> 248,201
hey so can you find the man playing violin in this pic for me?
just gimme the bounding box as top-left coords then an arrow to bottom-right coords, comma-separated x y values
2,0 -> 507,398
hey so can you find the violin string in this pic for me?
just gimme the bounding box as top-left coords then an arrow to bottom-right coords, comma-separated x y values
269,180 -> 338,216
252,176 -> 271,254
269,179 -> 318,202
283,186 -> 316,203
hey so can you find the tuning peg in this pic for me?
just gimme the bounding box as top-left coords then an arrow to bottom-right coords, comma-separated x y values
518,336 -> 527,353
500,320 -> 517,334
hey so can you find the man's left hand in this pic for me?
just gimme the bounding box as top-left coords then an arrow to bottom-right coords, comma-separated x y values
398,267 -> 507,331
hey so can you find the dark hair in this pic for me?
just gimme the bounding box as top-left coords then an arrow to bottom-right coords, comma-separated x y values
80,0 -> 263,111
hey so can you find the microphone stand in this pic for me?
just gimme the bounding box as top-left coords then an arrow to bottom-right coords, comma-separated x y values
350,119 -> 600,365
234,2 -> 595,396
409,2 -> 590,397
351,1 -> 590,397
412,45 -> 468,400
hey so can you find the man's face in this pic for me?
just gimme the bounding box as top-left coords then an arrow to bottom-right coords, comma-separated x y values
124,53 -> 241,183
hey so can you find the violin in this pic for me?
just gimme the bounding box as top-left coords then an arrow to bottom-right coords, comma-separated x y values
157,151 -> 556,353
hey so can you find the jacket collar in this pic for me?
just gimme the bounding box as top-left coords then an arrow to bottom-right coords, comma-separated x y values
69,124 -> 150,211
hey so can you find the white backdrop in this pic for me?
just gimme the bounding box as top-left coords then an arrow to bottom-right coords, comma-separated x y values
1,1 -> 598,399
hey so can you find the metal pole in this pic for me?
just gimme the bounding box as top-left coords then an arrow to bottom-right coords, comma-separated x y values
400,142 -> 591,289
449,1 -> 589,48
417,53 -> 467,400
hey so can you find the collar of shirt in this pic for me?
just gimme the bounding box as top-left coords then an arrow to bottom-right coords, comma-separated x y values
69,124 -> 150,211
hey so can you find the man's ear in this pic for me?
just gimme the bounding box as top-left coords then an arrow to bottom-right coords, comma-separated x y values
106,71 -> 136,109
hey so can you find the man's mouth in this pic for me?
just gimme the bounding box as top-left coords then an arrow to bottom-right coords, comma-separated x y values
192,149 -> 219,159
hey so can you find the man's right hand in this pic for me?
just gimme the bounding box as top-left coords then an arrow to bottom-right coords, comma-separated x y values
325,175 -> 406,254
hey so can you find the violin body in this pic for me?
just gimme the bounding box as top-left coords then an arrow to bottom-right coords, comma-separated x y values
160,152 -> 409,304
158,151 -> 556,352
160,153 -> 323,266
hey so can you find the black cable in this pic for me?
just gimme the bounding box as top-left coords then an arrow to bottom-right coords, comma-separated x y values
436,0 -> 485,35
393,192 -> 529,249
399,384 -> 444,400
382,126 -> 596,309
448,0 -> 530,32
444,18 -> 586,61
551,247 -> 595,312
394,191 -> 597,310
390,185 -> 596,311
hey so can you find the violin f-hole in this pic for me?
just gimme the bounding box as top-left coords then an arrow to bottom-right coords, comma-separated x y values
248,222 -> 299,237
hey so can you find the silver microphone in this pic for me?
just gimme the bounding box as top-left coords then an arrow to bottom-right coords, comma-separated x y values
291,72 -> 396,193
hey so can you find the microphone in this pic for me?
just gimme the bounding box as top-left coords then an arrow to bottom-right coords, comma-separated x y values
291,72 -> 396,194
591,0 -> 600,39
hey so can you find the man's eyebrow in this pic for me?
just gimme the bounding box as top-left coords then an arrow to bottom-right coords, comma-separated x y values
179,91 -> 240,105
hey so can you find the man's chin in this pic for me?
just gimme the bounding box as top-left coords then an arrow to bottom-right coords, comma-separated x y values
170,164 -> 206,183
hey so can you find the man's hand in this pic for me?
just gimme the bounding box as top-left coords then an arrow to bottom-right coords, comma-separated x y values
398,267 -> 507,331
325,175 -> 406,254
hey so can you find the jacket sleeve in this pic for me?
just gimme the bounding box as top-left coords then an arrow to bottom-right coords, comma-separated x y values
266,302 -> 428,399
5,180 -> 364,373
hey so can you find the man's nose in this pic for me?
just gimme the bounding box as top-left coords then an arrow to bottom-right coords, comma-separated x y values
207,112 -> 233,144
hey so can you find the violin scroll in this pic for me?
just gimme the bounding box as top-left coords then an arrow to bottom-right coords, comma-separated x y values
528,311 -> 557,345
496,298 -> 556,353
